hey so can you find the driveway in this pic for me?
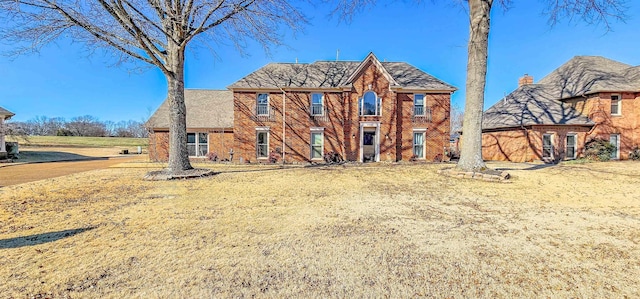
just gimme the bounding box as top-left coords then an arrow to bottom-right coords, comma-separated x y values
0,156 -> 141,187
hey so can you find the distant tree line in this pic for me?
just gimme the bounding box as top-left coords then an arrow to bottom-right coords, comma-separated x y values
7,115 -> 148,138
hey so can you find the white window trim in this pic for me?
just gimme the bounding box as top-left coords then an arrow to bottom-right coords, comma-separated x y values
566,133 -> 577,160
256,127 -> 270,159
187,132 -> 208,157
359,91 -> 382,116
310,127 -> 324,160
413,129 -> 427,159
542,133 -> 554,159
257,93 -> 270,116
414,94 -> 426,116
311,93 -> 324,116
611,94 -> 621,116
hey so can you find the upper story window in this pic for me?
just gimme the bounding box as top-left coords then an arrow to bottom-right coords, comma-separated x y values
360,91 -> 381,116
257,93 -> 269,116
611,95 -> 621,115
311,93 -> 324,116
414,94 -> 425,116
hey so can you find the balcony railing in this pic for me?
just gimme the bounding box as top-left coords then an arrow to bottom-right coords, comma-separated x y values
311,104 -> 323,116
412,107 -> 432,123
252,105 -> 275,122
309,106 -> 329,122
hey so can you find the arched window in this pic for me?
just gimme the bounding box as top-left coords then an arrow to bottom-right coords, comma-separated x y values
360,91 -> 380,116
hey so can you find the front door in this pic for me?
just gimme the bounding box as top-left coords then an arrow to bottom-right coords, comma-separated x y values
362,128 -> 377,162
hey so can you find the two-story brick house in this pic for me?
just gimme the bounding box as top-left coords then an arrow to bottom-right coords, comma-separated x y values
482,56 -> 640,162
148,53 -> 456,163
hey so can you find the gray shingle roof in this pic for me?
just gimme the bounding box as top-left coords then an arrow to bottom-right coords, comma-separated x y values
228,60 -> 456,91
483,84 -> 594,130
483,56 -> 639,130
147,90 -> 233,129
0,106 -> 14,119
537,56 -> 638,97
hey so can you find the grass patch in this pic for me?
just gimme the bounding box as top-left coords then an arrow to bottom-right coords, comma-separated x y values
1,162 -> 639,297
7,136 -> 148,148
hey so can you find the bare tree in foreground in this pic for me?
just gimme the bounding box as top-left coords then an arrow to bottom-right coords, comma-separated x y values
0,0 -> 305,175
331,0 -> 626,171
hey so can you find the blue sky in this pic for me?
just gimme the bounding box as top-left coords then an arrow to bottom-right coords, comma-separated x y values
1,1 -> 639,123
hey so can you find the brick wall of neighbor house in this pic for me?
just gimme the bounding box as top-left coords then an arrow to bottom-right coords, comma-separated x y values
531,125 -> 591,161
581,92 -> 640,159
482,129 -> 535,162
482,125 -> 591,162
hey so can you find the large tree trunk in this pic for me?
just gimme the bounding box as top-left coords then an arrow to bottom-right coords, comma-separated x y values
457,0 -> 492,172
166,43 -> 193,173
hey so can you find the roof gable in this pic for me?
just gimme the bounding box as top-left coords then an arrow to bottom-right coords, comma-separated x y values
344,52 -> 398,86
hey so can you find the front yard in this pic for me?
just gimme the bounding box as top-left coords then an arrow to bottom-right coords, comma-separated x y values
1,161 -> 639,297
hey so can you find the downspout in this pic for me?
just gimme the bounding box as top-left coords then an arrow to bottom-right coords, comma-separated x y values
279,86 -> 286,164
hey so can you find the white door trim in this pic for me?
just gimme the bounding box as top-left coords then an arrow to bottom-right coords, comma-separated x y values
359,121 -> 380,162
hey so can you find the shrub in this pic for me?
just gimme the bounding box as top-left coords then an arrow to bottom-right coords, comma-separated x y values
205,152 -> 218,162
323,151 -> 343,164
584,138 -> 616,161
268,151 -> 280,163
630,147 -> 640,160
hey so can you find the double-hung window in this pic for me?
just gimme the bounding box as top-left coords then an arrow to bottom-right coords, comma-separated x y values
611,95 -> 621,115
311,93 -> 324,116
256,129 -> 269,158
359,91 -> 381,116
413,130 -> 426,159
566,134 -> 577,159
310,128 -> 324,160
542,134 -> 553,159
187,132 -> 208,157
414,94 -> 425,116
257,93 -> 269,116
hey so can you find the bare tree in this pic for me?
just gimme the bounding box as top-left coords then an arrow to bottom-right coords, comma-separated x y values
330,0 -> 626,171
1,0 -> 306,175
66,115 -> 108,136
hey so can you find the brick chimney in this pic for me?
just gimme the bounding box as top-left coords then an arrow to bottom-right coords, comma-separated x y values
518,74 -> 534,86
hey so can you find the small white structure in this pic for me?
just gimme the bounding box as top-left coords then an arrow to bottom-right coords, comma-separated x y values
0,106 -> 15,158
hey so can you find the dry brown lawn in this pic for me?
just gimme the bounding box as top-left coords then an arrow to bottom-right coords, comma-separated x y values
1,161 -> 639,298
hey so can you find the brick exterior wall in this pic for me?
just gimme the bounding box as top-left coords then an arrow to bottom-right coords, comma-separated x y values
233,61 -> 451,163
149,129 -> 233,161
482,92 -> 640,162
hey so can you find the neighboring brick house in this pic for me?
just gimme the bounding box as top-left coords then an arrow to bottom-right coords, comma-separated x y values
0,106 -> 15,159
482,56 -> 640,162
148,53 -> 456,163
